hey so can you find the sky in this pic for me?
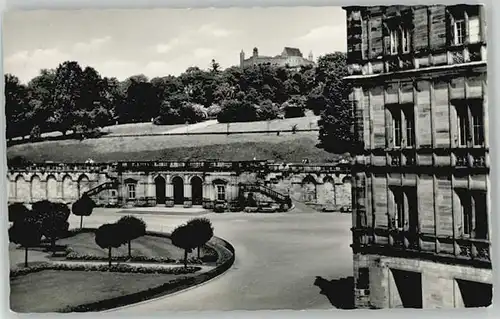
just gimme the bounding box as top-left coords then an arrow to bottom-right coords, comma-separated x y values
3,7 -> 346,83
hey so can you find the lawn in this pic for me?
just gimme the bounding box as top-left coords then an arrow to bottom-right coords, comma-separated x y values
189,116 -> 320,134
58,232 -> 187,260
102,122 -> 185,136
7,131 -> 340,163
10,270 -> 195,313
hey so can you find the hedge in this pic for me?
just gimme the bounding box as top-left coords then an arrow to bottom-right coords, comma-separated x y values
10,262 -> 201,278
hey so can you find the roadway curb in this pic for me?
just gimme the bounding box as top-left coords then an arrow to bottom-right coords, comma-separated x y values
102,236 -> 236,312
103,258 -> 235,312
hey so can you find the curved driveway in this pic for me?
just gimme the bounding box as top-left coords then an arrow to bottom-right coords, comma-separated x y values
69,209 -> 353,311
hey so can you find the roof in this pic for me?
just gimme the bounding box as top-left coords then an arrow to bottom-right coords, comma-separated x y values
283,47 -> 302,57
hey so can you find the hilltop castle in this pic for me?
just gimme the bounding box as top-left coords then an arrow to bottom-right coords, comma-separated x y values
240,47 -> 315,69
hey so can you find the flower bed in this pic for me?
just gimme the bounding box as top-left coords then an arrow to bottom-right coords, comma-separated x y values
10,262 -> 201,278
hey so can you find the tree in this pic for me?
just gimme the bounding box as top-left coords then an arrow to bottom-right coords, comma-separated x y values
95,223 -> 125,267
116,216 -> 147,259
186,218 -> 214,259
8,203 -> 31,224
52,61 -> 85,135
315,52 -> 354,153
32,200 -> 71,254
171,223 -> 197,268
4,74 -> 30,140
9,218 -> 43,267
71,194 -> 96,228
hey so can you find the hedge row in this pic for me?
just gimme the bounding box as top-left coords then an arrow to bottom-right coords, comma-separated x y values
10,262 -> 201,278
60,236 -> 236,312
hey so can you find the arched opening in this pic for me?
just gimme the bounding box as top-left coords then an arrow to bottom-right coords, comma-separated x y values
62,175 -> 75,202
323,176 -> 336,205
172,176 -> 184,205
31,175 -> 43,202
302,175 -> 317,202
155,175 -> 166,205
46,175 -> 58,201
191,176 -> 203,206
78,174 -> 90,198
15,175 -> 29,202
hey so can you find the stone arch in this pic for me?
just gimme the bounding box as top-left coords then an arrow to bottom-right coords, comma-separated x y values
322,176 -> 336,206
46,175 -> 58,201
62,174 -> 76,202
154,175 -> 166,205
15,175 -> 29,202
190,175 -> 203,206
342,175 -> 352,184
31,175 -> 43,202
77,174 -> 90,198
171,176 -> 184,205
302,175 -> 317,202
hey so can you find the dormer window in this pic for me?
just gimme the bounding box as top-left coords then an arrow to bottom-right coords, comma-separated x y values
389,27 -> 411,55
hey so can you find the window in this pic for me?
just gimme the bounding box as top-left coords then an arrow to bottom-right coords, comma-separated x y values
401,28 -> 411,53
216,185 -> 226,201
390,29 -> 399,55
405,108 -> 415,147
453,19 -> 466,45
389,27 -> 411,54
389,105 -> 416,148
457,190 -> 488,239
128,184 -> 136,199
394,189 -> 405,229
392,110 -> 402,147
391,187 -> 418,232
357,268 -> 369,289
455,100 -> 484,147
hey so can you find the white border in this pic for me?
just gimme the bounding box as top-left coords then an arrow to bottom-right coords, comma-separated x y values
0,0 -> 497,318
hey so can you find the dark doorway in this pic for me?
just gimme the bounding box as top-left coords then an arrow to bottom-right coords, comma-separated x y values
172,176 -> 184,205
155,176 -> 166,205
391,269 -> 423,308
457,279 -> 492,307
191,176 -> 203,206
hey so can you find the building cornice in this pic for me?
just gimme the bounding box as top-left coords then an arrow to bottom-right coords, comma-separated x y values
344,61 -> 487,83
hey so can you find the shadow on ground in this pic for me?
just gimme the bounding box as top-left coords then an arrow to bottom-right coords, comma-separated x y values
314,276 -> 355,309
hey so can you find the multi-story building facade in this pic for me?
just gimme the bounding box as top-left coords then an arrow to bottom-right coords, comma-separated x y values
343,5 -> 490,308
240,47 -> 315,69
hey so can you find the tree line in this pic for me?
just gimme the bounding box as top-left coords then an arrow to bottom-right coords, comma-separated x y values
5,52 -> 353,153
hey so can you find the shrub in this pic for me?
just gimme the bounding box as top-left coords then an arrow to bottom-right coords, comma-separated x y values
171,223 -> 198,268
95,223 -> 126,267
206,104 -> 222,118
116,216 -> 147,258
8,203 -> 31,223
71,194 -> 96,229
9,218 -> 43,267
186,218 -> 214,259
256,100 -> 280,121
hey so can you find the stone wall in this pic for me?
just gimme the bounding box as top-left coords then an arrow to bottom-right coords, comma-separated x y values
7,164 -> 352,212
354,253 -> 492,309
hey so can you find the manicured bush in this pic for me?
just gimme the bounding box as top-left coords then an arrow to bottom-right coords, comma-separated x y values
116,216 -> 147,259
95,223 -> 126,267
8,203 -> 31,223
71,194 -> 96,229
171,223 -> 198,268
31,200 -> 71,255
186,218 -> 214,259
9,218 -> 43,267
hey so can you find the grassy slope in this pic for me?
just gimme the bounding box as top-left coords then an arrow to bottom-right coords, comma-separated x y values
10,270 -> 193,313
7,115 -> 340,163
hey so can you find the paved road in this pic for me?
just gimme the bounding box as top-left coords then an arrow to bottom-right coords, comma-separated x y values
68,208 -> 353,312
